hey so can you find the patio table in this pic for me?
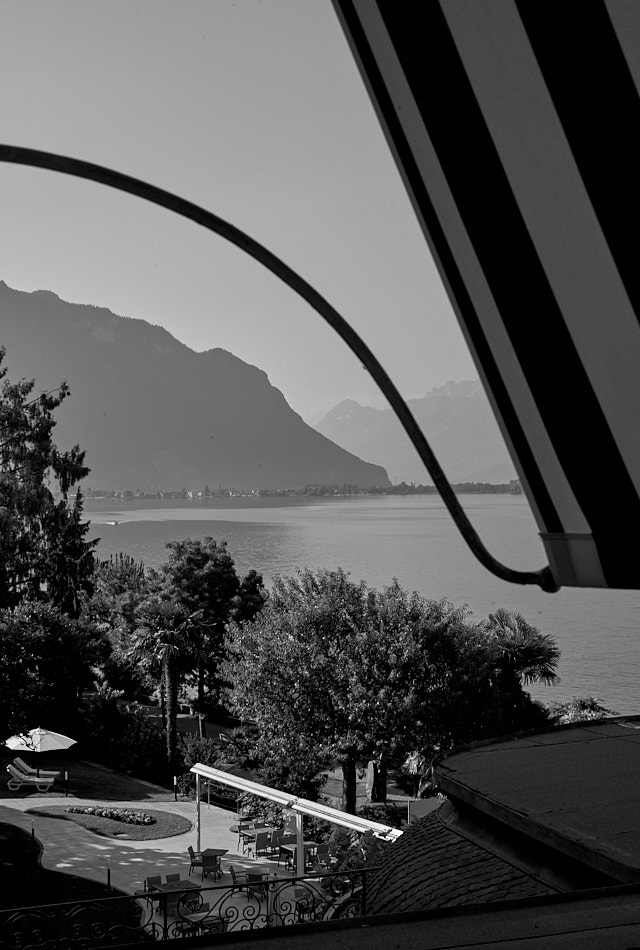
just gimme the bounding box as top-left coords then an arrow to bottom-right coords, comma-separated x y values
239,825 -> 277,852
181,910 -> 226,935
279,841 -> 319,871
149,879 -> 201,894
202,848 -> 227,880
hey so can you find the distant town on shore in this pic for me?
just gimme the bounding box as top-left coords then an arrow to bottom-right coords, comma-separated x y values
80,480 -> 522,500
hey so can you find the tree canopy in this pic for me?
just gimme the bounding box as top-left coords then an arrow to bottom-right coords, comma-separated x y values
159,537 -> 266,712
0,599 -> 109,740
0,349 -> 95,616
222,569 -> 558,812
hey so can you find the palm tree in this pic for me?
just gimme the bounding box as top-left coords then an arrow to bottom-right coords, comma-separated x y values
486,608 -> 560,685
484,608 -> 560,730
130,586 -> 202,781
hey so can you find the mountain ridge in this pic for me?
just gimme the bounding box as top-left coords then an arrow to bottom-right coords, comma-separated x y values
315,380 -> 517,485
0,281 -> 389,491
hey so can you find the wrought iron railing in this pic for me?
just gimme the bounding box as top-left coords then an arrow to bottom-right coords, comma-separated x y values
0,868 -> 376,947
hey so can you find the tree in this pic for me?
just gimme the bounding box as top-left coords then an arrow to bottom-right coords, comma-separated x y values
223,570 -> 446,812
129,578 -> 202,780
160,537 -> 266,714
0,600 -> 110,740
482,608 -> 560,730
0,349 -> 95,616
87,555 -> 150,697
222,570 -> 559,814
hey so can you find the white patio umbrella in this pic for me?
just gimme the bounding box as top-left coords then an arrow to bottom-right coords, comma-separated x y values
5,726 -> 77,753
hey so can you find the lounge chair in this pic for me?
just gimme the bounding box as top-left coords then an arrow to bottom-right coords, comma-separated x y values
6,764 -> 54,792
13,757 -> 60,779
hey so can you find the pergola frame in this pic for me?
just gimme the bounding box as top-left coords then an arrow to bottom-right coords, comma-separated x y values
190,764 -> 402,878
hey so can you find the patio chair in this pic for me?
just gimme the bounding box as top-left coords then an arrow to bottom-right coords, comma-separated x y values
166,874 -> 181,883
144,876 -> 161,891
246,873 -> 269,904
277,834 -> 296,867
200,917 -> 227,935
6,764 -> 54,793
229,865 -> 249,896
294,886 -> 316,922
308,843 -> 332,871
235,819 -> 254,851
266,828 -> 284,859
248,830 -> 271,859
13,757 -> 60,779
188,845 -> 203,875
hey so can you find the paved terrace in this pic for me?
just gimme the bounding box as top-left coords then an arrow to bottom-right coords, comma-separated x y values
0,794 -> 283,897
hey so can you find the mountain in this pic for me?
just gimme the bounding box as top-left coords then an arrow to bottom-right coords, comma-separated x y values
315,381 -> 517,484
0,282 -> 389,491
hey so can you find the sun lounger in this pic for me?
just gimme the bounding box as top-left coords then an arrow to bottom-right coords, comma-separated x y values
6,764 -> 54,792
13,757 -> 60,779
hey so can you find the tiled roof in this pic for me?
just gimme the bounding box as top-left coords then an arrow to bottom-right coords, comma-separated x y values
366,805 -> 555,915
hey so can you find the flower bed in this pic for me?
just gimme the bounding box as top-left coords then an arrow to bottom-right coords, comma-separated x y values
28,805 -> 191,840
65,806 -> 156,825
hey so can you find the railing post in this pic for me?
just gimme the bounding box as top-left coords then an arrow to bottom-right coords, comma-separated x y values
296,812 -> 304,878
196,772 -> 201,852
361,867 -> 367,916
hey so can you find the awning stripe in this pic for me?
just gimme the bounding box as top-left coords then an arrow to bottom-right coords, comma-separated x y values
335,0 -> 563,536
334,0 -> 640,587
443,1 -> 640,501
517,1 -> 640,329
379,3 -> 640,585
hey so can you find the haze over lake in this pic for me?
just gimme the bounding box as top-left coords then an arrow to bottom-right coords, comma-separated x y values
86,494 -> 640,716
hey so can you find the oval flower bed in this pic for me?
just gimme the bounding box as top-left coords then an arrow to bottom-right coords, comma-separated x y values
26,806 -> 192,840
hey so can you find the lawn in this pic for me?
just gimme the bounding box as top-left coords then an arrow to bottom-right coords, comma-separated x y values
0,755 -> 178,801
26,805 -> 191,839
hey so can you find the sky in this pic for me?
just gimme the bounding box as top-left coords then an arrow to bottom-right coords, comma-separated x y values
0,0 -> 477,423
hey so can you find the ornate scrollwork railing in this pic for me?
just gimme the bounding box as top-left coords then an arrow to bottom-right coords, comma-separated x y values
0,868 -> 376,947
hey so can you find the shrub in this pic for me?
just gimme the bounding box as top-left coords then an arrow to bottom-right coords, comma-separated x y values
80,692 -> 167,785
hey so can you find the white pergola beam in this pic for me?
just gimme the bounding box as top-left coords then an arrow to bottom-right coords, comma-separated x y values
190,763 -> 402,875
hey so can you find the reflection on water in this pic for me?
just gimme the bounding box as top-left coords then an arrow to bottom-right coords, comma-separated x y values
87,495 -> 640,715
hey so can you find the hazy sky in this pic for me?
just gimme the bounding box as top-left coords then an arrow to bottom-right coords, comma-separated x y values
0,0 -> 476,422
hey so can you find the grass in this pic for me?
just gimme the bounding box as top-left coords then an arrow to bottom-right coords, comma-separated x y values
0,755 -> 179,801
25,805 -> 191,840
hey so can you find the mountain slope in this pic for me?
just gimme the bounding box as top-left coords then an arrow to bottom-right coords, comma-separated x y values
0,282 -> 389,490
316,381 -> 517,484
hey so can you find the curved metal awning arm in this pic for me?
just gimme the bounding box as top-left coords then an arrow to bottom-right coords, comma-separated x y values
0,144 -> 558,592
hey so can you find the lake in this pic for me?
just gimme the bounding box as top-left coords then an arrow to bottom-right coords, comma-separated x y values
85,494 -> 640,715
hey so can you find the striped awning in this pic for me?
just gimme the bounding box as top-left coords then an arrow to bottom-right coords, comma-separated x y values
334,1 -> 640,589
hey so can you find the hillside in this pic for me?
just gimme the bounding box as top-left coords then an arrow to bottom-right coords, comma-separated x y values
0,282 -> 389,491
315,381 -> 517,485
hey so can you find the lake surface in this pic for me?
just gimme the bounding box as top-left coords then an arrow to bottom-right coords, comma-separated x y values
85,494 -> 640,715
